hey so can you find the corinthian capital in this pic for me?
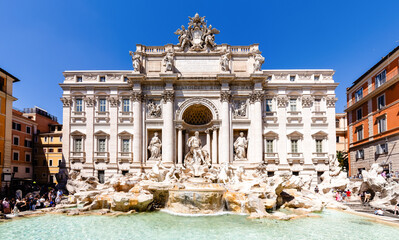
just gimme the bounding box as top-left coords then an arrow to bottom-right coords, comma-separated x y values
60,97 -> 72,107
162,90 -> 175,102
249,90 -> 264,103
220,90 -> 231,102
326,96 -> 337,108
84,97 -> 96,107
131,91 -> 143,102
108,96 -> 120,107
277,96 -> 288,108
301,96 -> 314,108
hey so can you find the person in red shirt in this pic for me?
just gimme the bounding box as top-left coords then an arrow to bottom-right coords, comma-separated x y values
346,189 -> 351,202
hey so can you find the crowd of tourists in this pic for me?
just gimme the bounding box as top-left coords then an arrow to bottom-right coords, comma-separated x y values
334,189 -> 351,202
1,187 -> 63,215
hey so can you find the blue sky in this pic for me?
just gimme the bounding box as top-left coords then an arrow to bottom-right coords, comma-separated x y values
2,0 -> 399,122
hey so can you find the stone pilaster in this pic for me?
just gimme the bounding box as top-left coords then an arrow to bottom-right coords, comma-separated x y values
249,90 -> 264,163
219,90 -> 231,164
61,97 -> 72,170
108,96 -> 119,169
177,125 -> 183,164
301,96 -> 313,165
212,126 -> 219,164
84,96 -> 95,171
277,95 -> 288,165
162,90 -> 175,163
132,91 -> 143,164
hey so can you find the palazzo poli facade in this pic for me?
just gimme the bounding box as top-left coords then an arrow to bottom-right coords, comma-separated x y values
60,14 -> 338,183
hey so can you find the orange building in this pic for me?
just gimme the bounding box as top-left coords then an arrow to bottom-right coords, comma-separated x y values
335,113 -> 348,152
346,46 -> 399,177
0,68 -> 19,192
11,109 -> 37,180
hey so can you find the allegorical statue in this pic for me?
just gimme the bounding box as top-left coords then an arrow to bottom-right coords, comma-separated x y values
163,51 -> 174,72
129,51 -> 141,72
184,131 -> 211,177
148,132 -> 162,161
203,24 -> 219,49
234,132 -> 248,161
174,25 -> 191,50
220,51 -> 230,72
253,53 -> 265,72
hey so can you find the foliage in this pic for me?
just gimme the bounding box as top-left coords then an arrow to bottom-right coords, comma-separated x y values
336,151 -> 348,171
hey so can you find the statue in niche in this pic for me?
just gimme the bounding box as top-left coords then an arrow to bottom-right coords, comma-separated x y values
129,51 -> 141,72
220,51 -> 230,72
233,101 -> 247,118
184,131 -> 211,177
234,132 -> 248,161
148,132 -> 162,161
147,101 -> 162,118
253,53 -> 265,72
163,51 -> 174,72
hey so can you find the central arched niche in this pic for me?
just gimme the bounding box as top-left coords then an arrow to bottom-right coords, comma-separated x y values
182,104 -> 213,125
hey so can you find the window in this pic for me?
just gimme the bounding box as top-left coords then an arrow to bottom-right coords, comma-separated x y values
265,99 -> 272,112
51,126 -> 56,131
290,75 -> 295,82
355,88 -> 363,102
356,108 -> 362,121
50,136 -> 54,142
49,159 -> 53,166
74,138 -> 82,152
314,75 -> 320,81
124,77 -> 128,82
100,76 -> 106,82
376,143 -> 388,155
314,99 -> 321,112
336,136 -> 340,143
98,139 -> 106,152
24,140 -> 32,147
13,167 -> 18,173
49,148 -> 54,153
77,76 -> 82,82
123,99 -> 130,112
356,126 -> 363,141
12,122 -> 21,131
25,153 -> 31,162
44,137 -> 48,142
58,159 -> 62,166
356,149 -> 364,159
26,126 -> 31,134
336,119 -> 340,128
375,70 -> 386,88
377,95 -> 385,110
58,126 -> 62,131
13,136 -> 19,145
60,136 -> 62,142
58,148 -> 62,153
26,168 -> 30,173
290,99 -> 297,111
13,152 -> 19,161
75,98 -> 83,112
122,139 -> 130,152
316,139 -> 323,153
266,140 -> 273,153
291,140 -> 298,153
0,77 -> 4,91
378,116 -> 387,133
99,98 -> 107,112
34,136 -> 38,143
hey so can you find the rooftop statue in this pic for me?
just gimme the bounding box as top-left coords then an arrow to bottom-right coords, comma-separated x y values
174,13 -> 220,51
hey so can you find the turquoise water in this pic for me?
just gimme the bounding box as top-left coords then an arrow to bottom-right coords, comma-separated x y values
0,210 -> 398,240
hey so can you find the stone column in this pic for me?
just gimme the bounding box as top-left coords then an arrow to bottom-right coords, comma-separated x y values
249,91 -> 264,163
162,90 -> 175,163
177,126 -> 183,164
205,129 -> 211,153
219,91 -> 231,164
132,91 -> 143,164
277,96 -> 288,165
212,126 -> 218,164
302,96 -> 313,165
84,96 -> 95,173
61,97 -> 72,170
326,96 -> 337,160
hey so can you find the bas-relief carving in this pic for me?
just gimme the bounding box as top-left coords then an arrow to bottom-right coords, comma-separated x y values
148,132 -> 162,161
129,51 -> 142,72
174,85 -> 221,90
106,75 -> 121,81
147,100 -> 162,118
275,74 -> 288,80
232,101 -> 247,118
234,132 -> 248,161
174,13 -> 220,51
65,76 -> 74,81
298,74 -> 311,80
84,75 -> 97,81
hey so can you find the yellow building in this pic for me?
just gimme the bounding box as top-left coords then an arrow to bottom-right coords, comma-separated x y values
33,124 -> 65,185
0,68 -> 19,192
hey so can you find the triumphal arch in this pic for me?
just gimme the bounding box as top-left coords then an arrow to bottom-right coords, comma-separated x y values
60,14 -> 338,182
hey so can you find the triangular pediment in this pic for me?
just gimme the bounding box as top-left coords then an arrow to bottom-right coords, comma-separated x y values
118,130 -> 133,136
287,131 -> 303,138
70,130 -> 85,136
94,130 -> 109,136
312,130 -> 328,139
264,131 -> 279,138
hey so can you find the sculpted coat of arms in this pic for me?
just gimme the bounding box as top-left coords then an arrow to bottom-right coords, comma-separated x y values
174,13 -> 220,51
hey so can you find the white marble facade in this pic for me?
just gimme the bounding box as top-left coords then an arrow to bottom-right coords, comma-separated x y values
60,15 -> 338,182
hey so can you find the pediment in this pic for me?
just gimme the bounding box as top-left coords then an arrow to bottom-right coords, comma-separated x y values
287,131 -> 303,138
94,130 -> 109,136
264,131 -> 279,138
70,130 -> 85,136
312,130 -> 328,139
118,130 -> 133,136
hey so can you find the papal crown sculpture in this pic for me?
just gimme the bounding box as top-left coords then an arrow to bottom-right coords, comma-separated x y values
174,13 -> 220,51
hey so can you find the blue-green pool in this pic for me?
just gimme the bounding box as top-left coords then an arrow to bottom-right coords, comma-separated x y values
0,210 -> 398,240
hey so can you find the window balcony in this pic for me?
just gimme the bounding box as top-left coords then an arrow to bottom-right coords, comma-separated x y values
70,151 -> 86,163
311,111 -> 327,123
263,111 -> 278,123
119,111 -> 134,123
287,111 -> 302,124
95,111 -> 110,123
118,152 -> 133,163
287,152 -> 304,164
71,111 -> 86,123
94,152 -> 110,163
312,152 -> 329,164
264,152 -> 279,164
